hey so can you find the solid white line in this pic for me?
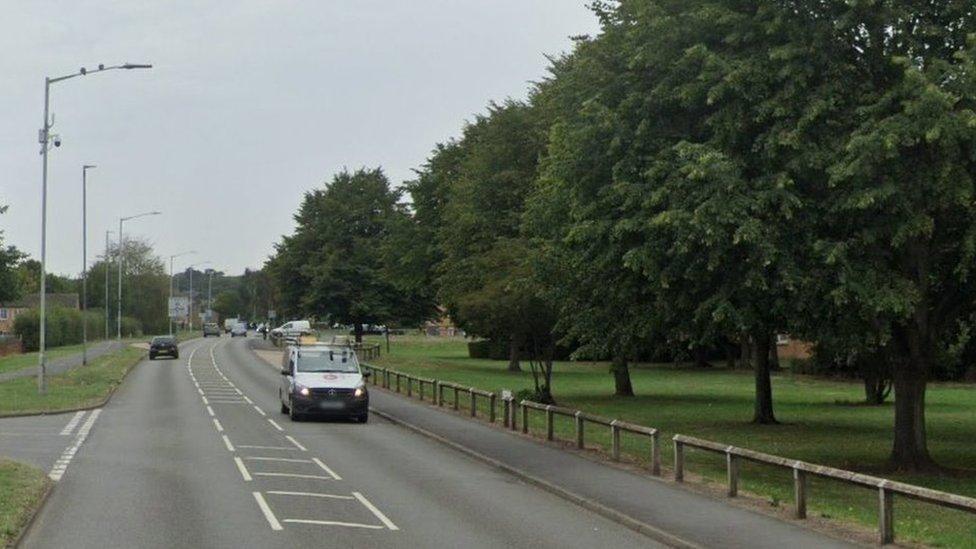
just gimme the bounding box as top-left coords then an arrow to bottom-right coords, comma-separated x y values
282,519 -> 384,530
253,405 -> 267,416
253,472 -> 333,480
266,491 -> 354,500
267,419 -> 284,431
252,492 -> 283,531
234,457 -> 252,481
222,435 -> 235,452
238,445 -> 292,451
285,436 -> 307,451
202,396 -> 209,405
244,457 -> 312,463
206,406 -> 215,417
197,388 -> 204,396
60,411 -> 86,436
243,395 -> 254,404
353,492 -> 399,530
312,458 -> 342,480
213,419 -> 224,432
49,409 -> 101,481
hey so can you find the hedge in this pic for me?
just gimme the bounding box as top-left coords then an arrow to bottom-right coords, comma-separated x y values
14,307 -> 142,352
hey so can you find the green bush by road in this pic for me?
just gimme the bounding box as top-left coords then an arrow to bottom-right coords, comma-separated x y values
370,335 -> 976,548
0,346 -> 145,417
0,459 -> 48,547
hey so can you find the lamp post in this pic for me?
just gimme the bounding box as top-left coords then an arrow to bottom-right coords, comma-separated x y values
117,211 -> 161,341
105,230 -> 113,340
81,164 -> 96,365
207,269 -> 214,319
186,262 -> 211,331
168,251 -> 195,335
36,62 -> 152,394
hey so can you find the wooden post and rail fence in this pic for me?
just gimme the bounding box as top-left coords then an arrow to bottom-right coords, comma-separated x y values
360,364 -> 976,545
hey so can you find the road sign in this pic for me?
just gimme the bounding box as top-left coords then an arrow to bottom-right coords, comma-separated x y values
268,310 -> 277,320
168,297 -> 189,319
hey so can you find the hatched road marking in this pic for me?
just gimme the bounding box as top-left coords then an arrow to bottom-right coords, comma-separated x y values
60,411 -> 86,436
353,492 -> 400,530
253,492 -> 283,531
266,491 -> 355,500
49,409 -> 101,481
285,436 -> 307,451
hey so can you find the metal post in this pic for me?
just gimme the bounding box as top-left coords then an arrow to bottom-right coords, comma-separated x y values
207,270 -> 213,319
37,77 -> 51,395
727,452 -> 739,497
674,440 -> 684,482
81,165 -> 93,366
793,468 -> 807,519
117,217 -> 123,340
575,412 -> 584,449
611,421 -> 621,461
168,255 -> 174,335
879,487 -> 894,545
188,268 -> 194,331
105,230 -> 111,339
545,406 -> 554,441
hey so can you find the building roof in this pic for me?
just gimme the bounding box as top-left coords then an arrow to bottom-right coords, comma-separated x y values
1,293 -> 80,310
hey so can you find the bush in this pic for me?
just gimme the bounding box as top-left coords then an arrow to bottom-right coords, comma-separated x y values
14,307 -> 141,351
468,339 -> 509,360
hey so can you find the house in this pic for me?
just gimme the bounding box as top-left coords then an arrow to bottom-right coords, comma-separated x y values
776,333 -> 813,360
0,293 -> 80,334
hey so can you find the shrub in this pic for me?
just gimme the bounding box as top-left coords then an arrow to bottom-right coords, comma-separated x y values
14,307 -> 141,351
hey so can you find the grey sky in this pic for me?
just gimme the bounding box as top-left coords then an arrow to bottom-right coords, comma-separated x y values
0,1 -> 598,277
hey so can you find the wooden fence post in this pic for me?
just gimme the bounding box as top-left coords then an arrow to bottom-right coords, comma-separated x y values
575,412 -> 584,449
521,403 -> 529,434
470,390 -> 477,417
406,376 -> 412,397
727,450 -> 739,497
611,420 -> 621,461
793,467 -> 807,519
651,431 -> 661,476
674,439 -> 684,482
879,486 -> 894,545
418,380 -> 425,402
395,372 -> 401,393
453,386 -> 460,411
489,393 -> 496,423
545,406 -> 554,441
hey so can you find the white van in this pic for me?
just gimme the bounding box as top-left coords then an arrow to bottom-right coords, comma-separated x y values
278,343 -> 369,422
270,320 -> 312,341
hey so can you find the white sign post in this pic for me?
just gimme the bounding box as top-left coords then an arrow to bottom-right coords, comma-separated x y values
168,297 -> 189,319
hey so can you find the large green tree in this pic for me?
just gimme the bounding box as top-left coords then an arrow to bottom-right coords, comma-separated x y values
0,205 -> 24,304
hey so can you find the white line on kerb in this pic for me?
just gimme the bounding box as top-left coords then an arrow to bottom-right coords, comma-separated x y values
60,411 -> 85,436
282,519 -> 384,530
213,418 -> 224,432
353,492 -> 399,530
267,419 -> 284,431
252,492 -> 283,531
49,409 -> 101,481
234,457 -> 252,481
253,405 -> 267,416
312,458 -> 342,480
285,436 -> 306,451
266,490 -> 354,500
222,435 -> 235,452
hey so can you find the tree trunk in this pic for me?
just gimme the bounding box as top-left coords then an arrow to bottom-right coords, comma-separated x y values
768,340 -> 781,371
752,331 -> 777,424
611,355 -> 635,397
354,323 -> 364,343
693,348 -> 712,368
724,343 -> 737,370
507,333 -> 522,372
890,352 -> 934,470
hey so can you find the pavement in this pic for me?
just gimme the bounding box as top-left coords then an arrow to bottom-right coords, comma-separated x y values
0,340 -> 121,383
5,336 -> 859,548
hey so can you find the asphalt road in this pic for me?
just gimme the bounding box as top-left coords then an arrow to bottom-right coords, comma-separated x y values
18,337 -> 658,548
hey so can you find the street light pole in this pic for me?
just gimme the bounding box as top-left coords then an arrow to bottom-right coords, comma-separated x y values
117,211 -> 161,341
36,62 -> 152,394
168,251 -> 195,335
81,164 -> 95,366
105,230 -> 113,340
186,261 -> 211,331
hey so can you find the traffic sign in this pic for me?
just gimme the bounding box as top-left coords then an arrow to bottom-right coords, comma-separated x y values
268,309 -> 277,320
168,297 -> 189,318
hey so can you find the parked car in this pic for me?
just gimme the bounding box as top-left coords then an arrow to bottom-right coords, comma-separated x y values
278,343 -> 369,422
230,323 -> 248,338
203,323 -> 221,338
149,335 -> 179,360
270,320 -> 312,341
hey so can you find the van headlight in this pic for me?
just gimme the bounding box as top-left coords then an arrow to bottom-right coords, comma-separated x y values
295,384 -> 310,397
354,386 -> 366,398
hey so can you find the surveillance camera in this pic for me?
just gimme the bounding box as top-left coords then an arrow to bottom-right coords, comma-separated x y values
52,135 -> 61,147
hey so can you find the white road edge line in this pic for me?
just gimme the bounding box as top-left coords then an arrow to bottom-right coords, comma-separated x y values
206,406 -> 215,417
282,519 -> 384,530
353,492 -> 399,531
201,396 -> 209,405
267,419 -> 284,431
252,492 -> 283,531
266,491 -> 354,500
234,457 -> 253,481
285,436 -> 307,451
253,405 -> 267,416
59,411 -> 86,436
312,458 -> 342,480
222,435 -> 235,452
213,419 -> 224,432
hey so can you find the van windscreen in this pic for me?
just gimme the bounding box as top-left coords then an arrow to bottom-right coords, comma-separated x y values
295,349 -> 359,373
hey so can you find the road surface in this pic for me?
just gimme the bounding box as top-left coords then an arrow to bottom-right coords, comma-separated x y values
17,337 -> 656,548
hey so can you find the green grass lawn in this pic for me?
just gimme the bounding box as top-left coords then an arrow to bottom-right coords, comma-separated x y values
0,343 -> 90,376
369,335 -> 976,548
0,459 -> 48,546
0,346 -> 145,417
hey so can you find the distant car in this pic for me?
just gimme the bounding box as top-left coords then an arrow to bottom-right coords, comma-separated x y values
270,320 -> 312,341
223,318 -> 239,333
230,323 -> 248,338
203,323 -> 221,338
278,343 -> 369,422
149,335 -> 179,360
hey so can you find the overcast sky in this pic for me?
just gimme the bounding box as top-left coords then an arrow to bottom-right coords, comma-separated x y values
0,1 -> 598,277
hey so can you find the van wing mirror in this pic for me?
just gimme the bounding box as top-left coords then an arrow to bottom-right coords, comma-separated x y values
280,368 -> 290,376
362,371 -> 372,378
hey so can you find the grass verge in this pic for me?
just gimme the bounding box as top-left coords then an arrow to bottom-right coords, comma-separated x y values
0,459 -> 49,547
0,346 -> 145,417
369,335 -> 976,548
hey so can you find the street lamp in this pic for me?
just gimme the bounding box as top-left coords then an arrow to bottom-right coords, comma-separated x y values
81,164 -> 96,366
104,230 -> 114,340
117,211 -> 161,341
168,251 -> 196,335
36,62 -> 152,394
186,261 -> 211,331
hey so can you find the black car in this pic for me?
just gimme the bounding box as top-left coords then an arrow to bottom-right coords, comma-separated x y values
149,335 -> 179,360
